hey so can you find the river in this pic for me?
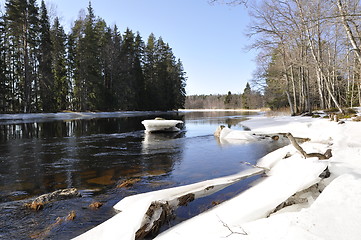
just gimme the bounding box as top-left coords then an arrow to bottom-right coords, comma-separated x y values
0,111 -> 286,239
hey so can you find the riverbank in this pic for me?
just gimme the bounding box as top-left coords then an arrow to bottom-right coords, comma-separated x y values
157,114 -> 361,239
74,113 -> 361,240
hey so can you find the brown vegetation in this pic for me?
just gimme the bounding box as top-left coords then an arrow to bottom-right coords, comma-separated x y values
117,178 -> 141,188
30,210 -> 76,239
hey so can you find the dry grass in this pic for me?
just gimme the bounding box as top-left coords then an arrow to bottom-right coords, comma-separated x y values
265,107 -> 291,117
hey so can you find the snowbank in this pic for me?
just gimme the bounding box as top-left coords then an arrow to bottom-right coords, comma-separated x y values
74,115 -> 361,240
242,173 -> 361,240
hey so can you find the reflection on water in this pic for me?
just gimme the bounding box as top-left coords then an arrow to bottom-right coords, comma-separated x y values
0,111 -> 285,239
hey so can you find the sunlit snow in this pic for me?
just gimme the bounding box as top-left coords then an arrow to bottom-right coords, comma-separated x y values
73,112 -> 361,240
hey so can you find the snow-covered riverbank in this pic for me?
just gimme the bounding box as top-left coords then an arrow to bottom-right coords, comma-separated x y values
75,114 -> 361,240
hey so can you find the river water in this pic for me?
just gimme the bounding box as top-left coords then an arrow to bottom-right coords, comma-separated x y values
0,111 -> 287,239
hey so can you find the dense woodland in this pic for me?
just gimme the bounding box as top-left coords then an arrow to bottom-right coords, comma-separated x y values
0,0 -> 186,113
247,0 -> 361,114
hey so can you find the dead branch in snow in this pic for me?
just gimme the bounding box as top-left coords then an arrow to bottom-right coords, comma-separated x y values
217,215 -> 248,237
240,161 -> 270,171
286,133 -> 332,160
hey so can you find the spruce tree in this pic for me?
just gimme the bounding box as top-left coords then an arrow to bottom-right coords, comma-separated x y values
173,59 -> 186,109
242,82 -> 252,109
51,17 -> 68,111
98,25 -> 113,110
73,2 -> 102,111
110,25 -> 122,110
143,33 -> 158,110
134,32 -> 145,110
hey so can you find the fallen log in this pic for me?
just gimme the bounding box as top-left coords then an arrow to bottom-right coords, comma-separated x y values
286,133 -> 332,160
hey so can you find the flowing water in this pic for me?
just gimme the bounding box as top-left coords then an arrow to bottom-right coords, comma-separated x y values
0,111 -> 287,239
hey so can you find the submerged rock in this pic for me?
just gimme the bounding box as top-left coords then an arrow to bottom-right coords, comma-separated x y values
25,188 -> 81,210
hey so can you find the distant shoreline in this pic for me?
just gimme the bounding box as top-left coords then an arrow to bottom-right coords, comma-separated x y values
178,108 -> 269,112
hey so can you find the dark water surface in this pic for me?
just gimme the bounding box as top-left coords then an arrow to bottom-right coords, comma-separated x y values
0,111 -> 286,239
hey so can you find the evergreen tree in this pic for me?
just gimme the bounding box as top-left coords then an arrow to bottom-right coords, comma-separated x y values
0,1 -> 186,113
134,32 -> 146,110
119,28 -> 136,109
66,18 -> 82,111
51,17 -> 68,111
5,0 -> 40,112
98,25 -> 113,110
156,37 -> 173,110
38,0 -> 54,111
73,2 -> 102,111
143,33 -> 158,110
109,25 -> 122,110
242,82 -> 251,109
173,59 -> 186,109
0,14 -> 8,113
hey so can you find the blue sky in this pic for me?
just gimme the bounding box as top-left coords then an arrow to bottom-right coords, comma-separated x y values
3,0 -> 257,95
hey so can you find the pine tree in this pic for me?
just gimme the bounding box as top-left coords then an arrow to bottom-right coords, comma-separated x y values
38,0 -> 54,112
5,0 -> 40,112
0,14 -> 8,113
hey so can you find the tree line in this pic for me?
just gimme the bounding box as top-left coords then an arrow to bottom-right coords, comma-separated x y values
248,0 -> 361,114
185,82 -> 264,109
0,0 -> 186,113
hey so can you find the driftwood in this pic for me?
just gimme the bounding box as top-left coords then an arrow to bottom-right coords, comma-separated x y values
135,201 -> 174,240
286,133 -> 332,160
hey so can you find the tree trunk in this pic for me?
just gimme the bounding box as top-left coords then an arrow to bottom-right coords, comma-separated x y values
336,0 -> 361,63
295,0 -> 344,113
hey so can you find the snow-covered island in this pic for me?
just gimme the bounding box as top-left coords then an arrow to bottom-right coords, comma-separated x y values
141,118 -> 183,132
74,112 -> 361,240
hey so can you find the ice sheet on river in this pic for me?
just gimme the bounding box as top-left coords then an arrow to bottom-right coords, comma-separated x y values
0,111 -> 161,124
73,168 -> 265,240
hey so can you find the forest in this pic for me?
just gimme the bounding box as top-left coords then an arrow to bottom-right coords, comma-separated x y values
185,82 -> 264,109
246,0 -> 361,114
0,0 -> 186,113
